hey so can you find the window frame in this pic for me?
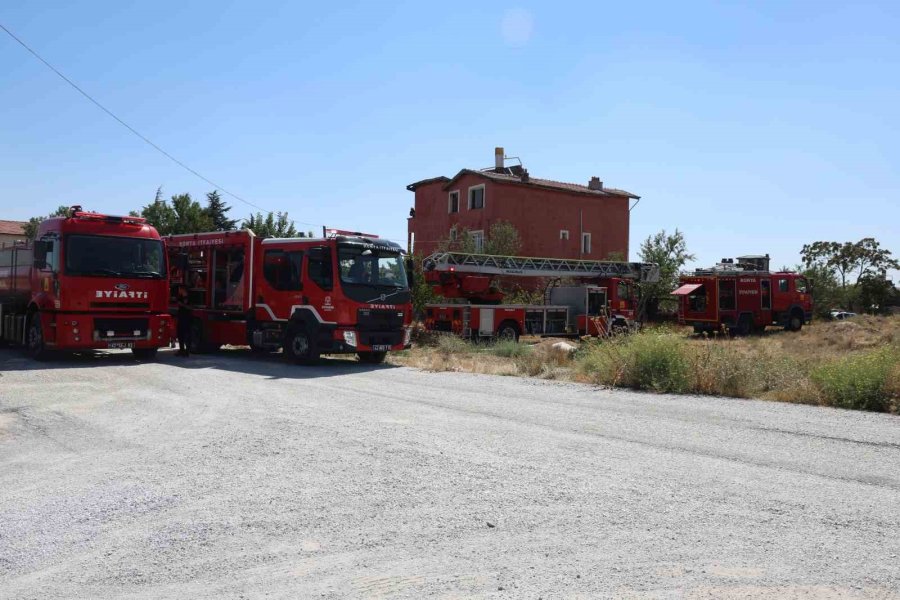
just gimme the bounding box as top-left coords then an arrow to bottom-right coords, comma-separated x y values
263,248 -> 304,291
560,229 -> 570,241
470,230 -> 485,253
581,232 -> 592,255
448,190 -> 460,214
468,184 -> 485,210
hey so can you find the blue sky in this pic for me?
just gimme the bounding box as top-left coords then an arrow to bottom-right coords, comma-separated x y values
2,1 -> 898,274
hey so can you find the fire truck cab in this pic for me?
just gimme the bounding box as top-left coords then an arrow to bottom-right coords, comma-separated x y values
165,229 -> 413,363
673,255 -> 813,335
0,208 -> 173,359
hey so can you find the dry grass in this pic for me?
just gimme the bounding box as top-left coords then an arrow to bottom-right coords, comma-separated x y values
391,316 -> 900,413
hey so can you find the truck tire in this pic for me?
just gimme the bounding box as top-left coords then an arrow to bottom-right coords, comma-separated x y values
497,321 -> 520,342
786,310 -> 804,332
132,348 -> 158,360
358,351 -> 387,364
284,326 -> 318,364
190,318 -> 220,353
26,313 -> 49,361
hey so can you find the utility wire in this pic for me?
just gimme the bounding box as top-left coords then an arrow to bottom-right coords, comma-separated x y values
0,21 -> 271,214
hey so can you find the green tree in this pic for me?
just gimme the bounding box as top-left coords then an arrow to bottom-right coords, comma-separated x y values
136,189 -> 212,235
638,229 -> 696,319
801,238 -> 899,311
408,253 -> 437,316
242,212 -> 303,239
483,220 -> 522,256
23,205 -> 71,239
204,190 -> 237,231
799,263 -> 842,318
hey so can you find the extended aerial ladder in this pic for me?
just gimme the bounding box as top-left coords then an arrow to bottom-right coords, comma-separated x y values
423,251 -> 660,282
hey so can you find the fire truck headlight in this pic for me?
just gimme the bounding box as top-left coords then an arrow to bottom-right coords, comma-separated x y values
403,327 -> 412,346
343,330 -> 358,347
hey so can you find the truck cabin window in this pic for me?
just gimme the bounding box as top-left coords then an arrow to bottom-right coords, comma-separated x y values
338,247 -> 407,288
264,250 -> 303,291
65,235 -> 164,278
795,278 -> 808,293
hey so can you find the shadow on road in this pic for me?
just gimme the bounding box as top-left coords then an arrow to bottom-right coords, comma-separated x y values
0,346 -> 399,380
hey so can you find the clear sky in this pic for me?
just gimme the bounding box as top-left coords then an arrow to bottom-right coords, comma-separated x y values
2,1 -> 898,273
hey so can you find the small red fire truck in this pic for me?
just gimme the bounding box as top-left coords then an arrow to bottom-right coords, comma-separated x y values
164,229 -> 413,363
422,252 -> 660,340
673,254 -> 813,335
0,207 -> 173,359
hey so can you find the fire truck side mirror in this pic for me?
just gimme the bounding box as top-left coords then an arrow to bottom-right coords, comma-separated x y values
33,241 -> 48,269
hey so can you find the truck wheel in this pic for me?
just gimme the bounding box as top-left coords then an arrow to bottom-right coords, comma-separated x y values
285,327 -> 318,364
358,351 -> 387,364
26,314 -> 49,361
497,321 -> 519,342
132,348 -> 158,360
737,315 -> 753,336
786,311 -> 804,332
189,319 -> 220,353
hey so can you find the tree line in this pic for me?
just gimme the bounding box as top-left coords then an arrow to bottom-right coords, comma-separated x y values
23,188 -> 314,240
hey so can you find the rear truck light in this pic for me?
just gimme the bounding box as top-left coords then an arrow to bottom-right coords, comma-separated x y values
71,320 -> 78,326
72,327 -> 79,335
403,327 -> 412,346
74,336 -> 80,342
343,330 -> 358,348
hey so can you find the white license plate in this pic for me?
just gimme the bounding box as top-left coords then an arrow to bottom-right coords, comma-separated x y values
108,342 -> 135,349
371,345 -> 391,352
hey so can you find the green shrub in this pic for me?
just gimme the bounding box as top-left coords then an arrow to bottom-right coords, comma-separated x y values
811,346 -> 900,411
489,340 -> 532,359
578,332 -> 691,393
436,334 -> 474,355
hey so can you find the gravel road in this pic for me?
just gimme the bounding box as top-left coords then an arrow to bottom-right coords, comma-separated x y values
1,347 -> 899,599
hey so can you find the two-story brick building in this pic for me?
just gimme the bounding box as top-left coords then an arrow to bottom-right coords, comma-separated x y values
407,148 -> 639,260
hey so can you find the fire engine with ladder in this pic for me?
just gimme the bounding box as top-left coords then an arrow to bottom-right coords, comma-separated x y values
422,251 -> 660,340
672,254 -> 813,335
0,207 -> 173,359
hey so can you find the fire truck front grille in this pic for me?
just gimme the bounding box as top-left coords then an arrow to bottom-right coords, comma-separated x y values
357,308 -> 404,347
93,317 -> 150,341
357,309 -> 404,332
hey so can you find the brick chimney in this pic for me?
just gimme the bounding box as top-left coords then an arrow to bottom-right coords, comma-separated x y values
588,176 -> 603,191
494,147 -> 504,172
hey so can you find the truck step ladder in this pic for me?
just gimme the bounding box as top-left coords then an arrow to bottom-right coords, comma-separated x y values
461,306 -> 472,338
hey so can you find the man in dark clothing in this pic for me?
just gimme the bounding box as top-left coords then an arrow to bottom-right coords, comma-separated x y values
176,287 -> 192,357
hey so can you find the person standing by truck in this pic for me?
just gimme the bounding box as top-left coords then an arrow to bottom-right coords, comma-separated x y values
176,286 -> 192,357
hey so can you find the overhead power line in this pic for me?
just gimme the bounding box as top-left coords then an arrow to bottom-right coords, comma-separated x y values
0,21 -> 272,214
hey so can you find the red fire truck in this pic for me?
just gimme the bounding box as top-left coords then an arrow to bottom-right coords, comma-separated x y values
672,254 -> 813,335
164,229 -> 413,363
422,252 -> 660,340
0,207 -> 173,359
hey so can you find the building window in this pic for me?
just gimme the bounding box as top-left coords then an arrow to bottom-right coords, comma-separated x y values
471,230 -> 484,253
560,230 -> 569,241
468,185 -> 485,210
449,227 -> 457,242
581,232 -> 591,255
448,190 -> 460,214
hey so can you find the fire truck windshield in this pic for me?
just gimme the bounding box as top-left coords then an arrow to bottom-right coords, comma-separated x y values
338,246 -> 407,288
65,235 -> 164,279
